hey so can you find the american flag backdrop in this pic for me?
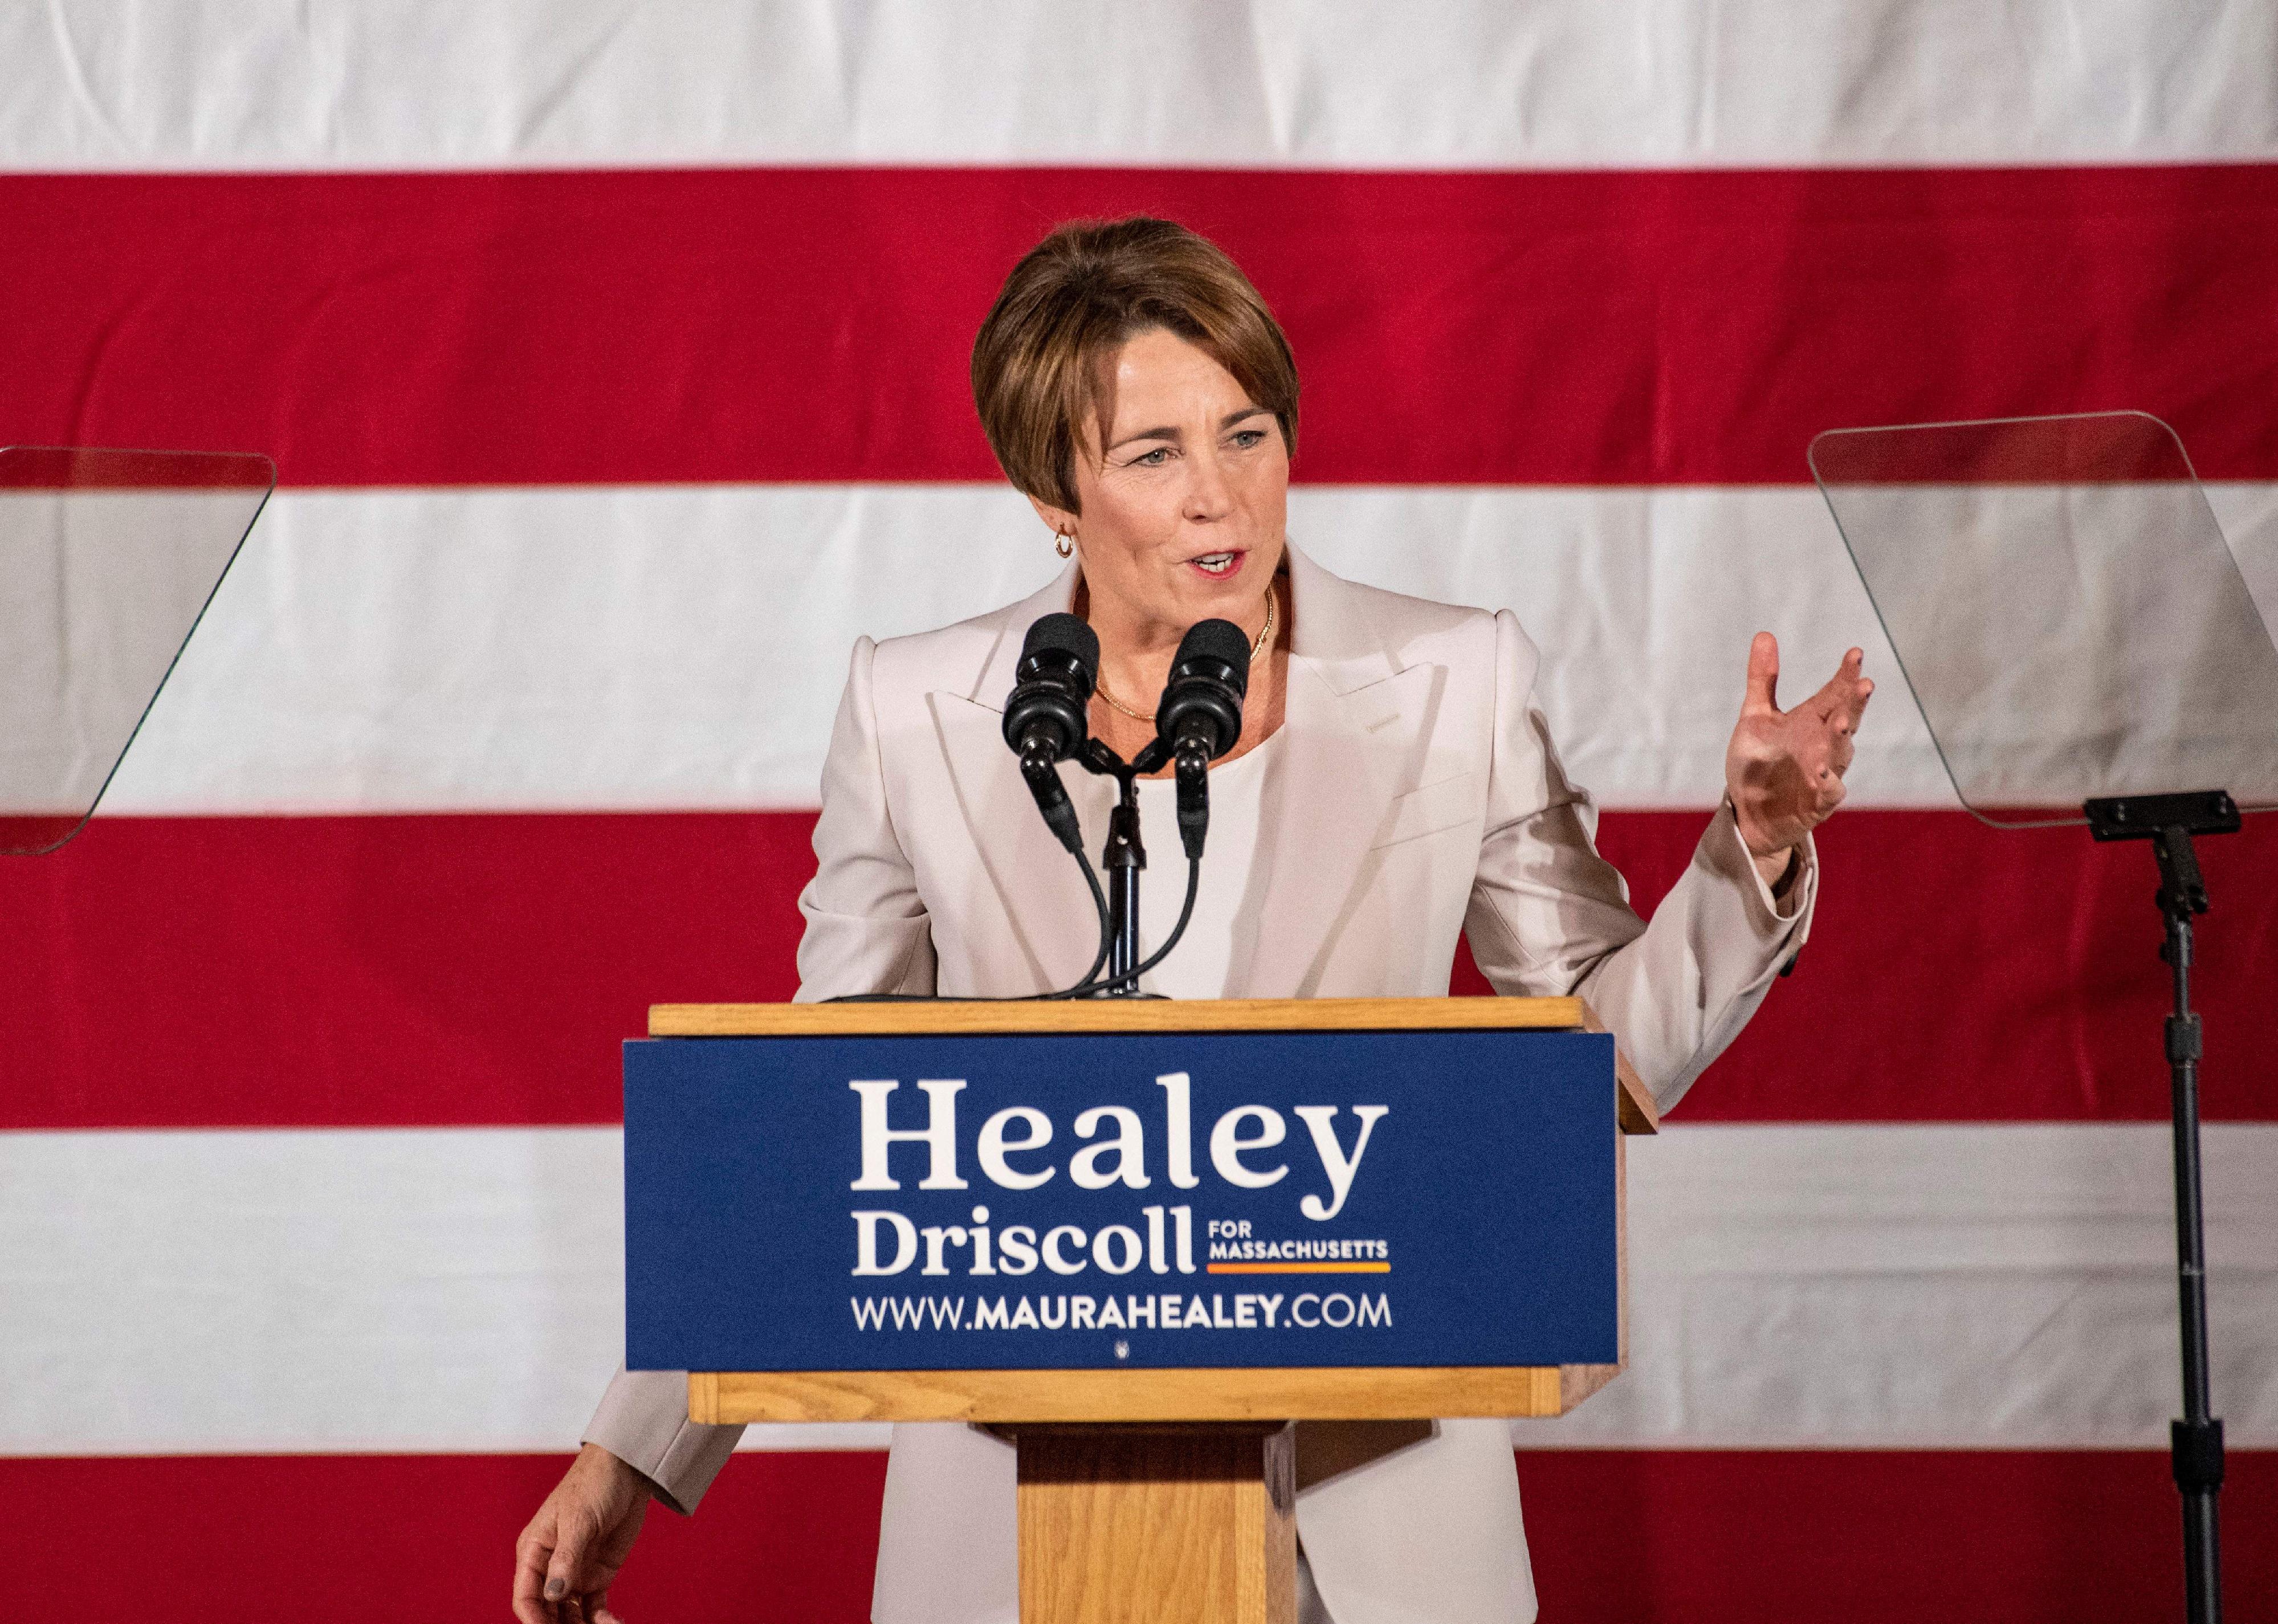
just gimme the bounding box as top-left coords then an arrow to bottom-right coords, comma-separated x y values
4,3 -> 2276,1618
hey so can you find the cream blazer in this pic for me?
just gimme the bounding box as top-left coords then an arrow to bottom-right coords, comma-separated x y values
586,545 -> 1816,1624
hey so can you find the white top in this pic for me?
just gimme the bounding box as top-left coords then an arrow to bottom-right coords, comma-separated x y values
1072,732 -> 1285,998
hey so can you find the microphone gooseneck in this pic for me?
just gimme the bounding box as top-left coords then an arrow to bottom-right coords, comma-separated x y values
1154,617 -> 1253,862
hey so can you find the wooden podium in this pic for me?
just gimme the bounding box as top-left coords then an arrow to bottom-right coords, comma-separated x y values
633,997 -> 1656,1623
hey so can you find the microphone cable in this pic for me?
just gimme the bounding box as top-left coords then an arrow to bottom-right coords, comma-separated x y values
1039,852 -> 1199,999
1053,843 -> 1116,995
825,842 -> 1113,1003
824,847 -> 1187,1004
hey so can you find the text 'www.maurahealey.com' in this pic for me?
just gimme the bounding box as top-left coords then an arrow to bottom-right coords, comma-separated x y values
851,1290 -> 1393,1333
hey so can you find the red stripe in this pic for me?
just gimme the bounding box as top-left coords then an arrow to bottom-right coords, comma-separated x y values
5,166 -> 2275,485
1808,410 -> 2197,485
7,1449 -> 2272,1622
3,809 -> 2273,1129
1519,1450 -> 2278,1621
0,814 -> 85,854
1490,807 -> 2278,1123
0,444 -> 274,491
7,1452 -> 885,1623
0,813 -> 805,1131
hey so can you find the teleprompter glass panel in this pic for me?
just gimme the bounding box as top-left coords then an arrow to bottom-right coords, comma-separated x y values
0,447 -> 275,854
1809,413 -> 2278,827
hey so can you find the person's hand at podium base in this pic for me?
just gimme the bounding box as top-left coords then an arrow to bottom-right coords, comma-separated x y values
514,1443 -> 651,1623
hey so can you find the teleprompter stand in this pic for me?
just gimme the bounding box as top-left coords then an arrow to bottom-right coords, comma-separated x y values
1811,411 -> 2277,1623
2084,789 -> 2239,1624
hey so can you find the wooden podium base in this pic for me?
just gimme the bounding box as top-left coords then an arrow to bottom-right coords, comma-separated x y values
1015,1423 -> 1295,1624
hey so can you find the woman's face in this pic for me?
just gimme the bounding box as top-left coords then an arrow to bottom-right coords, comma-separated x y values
1034,325 -> 1289,640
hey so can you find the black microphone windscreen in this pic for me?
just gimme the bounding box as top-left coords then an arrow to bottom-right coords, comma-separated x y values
1176,617 -> 1252,692
1023,613 -> 1100,678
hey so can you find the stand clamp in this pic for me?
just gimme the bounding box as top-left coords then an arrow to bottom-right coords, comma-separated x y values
2174,1418 -> 2227,1494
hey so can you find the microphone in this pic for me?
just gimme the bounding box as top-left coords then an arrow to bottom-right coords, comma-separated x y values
1002,613 -> 1099,855
1154,618 -> 1251,860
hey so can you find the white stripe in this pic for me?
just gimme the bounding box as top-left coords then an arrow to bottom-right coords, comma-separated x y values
99,482 -> 2278,815
0,1128 -> 886,1455
6,1 -> 2275,172
3,1124 -> 2269,1454
1524,1124 -> 2278,1449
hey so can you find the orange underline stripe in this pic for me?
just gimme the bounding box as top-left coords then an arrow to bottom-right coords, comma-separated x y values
1204,1262 -> 1392,1274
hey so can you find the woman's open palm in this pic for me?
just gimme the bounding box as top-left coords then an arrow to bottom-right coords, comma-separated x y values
1724,633 -> 1873,858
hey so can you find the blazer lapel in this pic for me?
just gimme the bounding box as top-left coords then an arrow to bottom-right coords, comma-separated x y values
923,548 -> 1435,998
1238,550 -> 1438,997
928,563 -> 1106,994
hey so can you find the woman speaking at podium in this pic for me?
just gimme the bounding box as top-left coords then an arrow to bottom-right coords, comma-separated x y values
516,219 -> 1872,1624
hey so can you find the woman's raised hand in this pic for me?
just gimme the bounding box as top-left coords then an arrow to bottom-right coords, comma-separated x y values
1723,633 -> 1873,871
513,1443 -> 652,1624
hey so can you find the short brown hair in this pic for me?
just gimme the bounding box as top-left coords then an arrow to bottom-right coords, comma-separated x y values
971,217 -> 1299,513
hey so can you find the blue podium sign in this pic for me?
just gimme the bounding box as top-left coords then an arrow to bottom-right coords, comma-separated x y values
626,1024 -> 1619,1374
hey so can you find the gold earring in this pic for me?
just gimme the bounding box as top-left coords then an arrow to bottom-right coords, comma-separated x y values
1056,531 -> 1075,559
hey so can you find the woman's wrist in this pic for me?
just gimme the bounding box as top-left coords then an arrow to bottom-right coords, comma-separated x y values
576,1442 -> 657,1501
1729,797 -> 1800,897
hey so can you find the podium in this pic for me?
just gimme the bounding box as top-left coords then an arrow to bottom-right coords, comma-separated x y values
630,997 -> 1656,1622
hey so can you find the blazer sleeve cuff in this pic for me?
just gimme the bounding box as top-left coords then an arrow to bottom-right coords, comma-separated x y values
1711,798 -> 1817,945
582,1365 -> 745,1516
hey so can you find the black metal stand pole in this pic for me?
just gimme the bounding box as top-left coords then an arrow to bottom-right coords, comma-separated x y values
2087,791 -> 2235,1624
1099,772 -> 1147,997
2156,831 -> 2224,1624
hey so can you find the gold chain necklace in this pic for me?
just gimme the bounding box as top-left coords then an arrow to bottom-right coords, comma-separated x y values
1094,589 -> 1277,724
